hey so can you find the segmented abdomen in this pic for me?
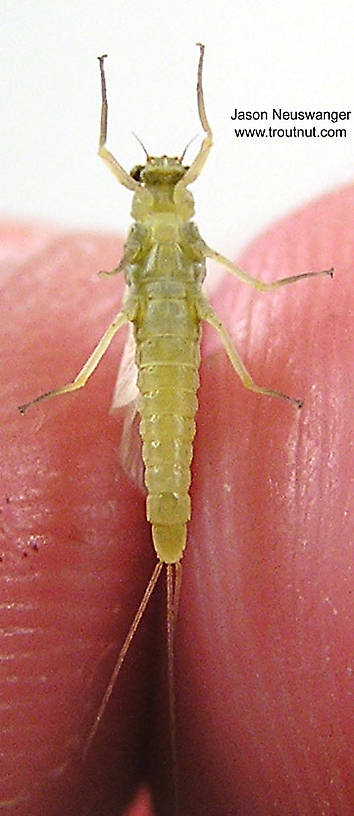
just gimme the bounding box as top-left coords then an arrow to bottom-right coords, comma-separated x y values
135,281 -> 200,564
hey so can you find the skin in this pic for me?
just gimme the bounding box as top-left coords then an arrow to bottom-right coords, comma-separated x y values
1,184 -> 353,816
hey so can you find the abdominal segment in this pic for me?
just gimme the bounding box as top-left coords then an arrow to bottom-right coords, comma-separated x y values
135,287 -> 201,564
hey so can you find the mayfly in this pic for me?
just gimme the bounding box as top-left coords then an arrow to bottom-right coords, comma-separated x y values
19,44 -> 333,805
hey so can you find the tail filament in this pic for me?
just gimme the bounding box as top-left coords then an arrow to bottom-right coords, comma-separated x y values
83,560 -> 163,759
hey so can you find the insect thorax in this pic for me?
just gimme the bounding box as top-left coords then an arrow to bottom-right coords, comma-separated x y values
124,156 -> 206,290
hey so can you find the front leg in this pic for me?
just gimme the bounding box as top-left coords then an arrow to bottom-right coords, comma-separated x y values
97,55 -> 140,192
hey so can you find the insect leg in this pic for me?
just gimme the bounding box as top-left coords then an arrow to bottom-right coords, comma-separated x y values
198,297 -> 303,407
97,55 -> 140,192
18,310 -> 129,414
204,246 -> 334,291
98,247 -> 136,278
177,43 -> 213,188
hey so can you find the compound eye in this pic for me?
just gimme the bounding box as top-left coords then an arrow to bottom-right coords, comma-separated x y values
130,164 -> 144,182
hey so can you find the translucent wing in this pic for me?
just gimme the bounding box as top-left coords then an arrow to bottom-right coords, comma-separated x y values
111,324 -> 144,491
111,323 -> 139,410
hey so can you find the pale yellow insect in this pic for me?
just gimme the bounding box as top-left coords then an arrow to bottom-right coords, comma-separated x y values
19,44 -> 332,809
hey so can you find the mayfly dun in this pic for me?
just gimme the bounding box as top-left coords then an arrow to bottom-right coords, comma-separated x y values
19,44 -> 333,810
